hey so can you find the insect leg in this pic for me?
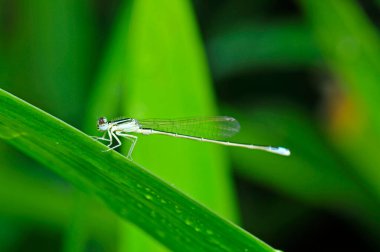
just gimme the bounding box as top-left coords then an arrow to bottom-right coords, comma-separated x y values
105,131 -> 121,151
92,132 -> 111,142
106,130 -> 114,147
116,132 -> 138,160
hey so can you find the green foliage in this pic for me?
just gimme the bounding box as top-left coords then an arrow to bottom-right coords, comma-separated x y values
229,106 -> 380,233
300,0 -> 380,202
208,21 -> 321,79
0,88 -> 277,251
1,0 -> 380,251
85,1 -> 238,250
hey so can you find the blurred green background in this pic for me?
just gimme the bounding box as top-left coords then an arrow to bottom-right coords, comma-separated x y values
1,0 -> 380,251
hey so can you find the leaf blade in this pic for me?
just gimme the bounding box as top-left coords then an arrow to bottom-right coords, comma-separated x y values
0,88 -> 277,252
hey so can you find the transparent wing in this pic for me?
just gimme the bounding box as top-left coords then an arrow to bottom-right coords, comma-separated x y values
137,116 -> 240,140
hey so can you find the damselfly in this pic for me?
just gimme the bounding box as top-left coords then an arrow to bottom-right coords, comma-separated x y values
93,116 -> 291,159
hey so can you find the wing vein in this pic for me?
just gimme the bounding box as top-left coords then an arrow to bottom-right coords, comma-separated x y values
138,116 -> 240,140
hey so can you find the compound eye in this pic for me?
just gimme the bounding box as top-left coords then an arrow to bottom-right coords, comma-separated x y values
98,117 -> 107,126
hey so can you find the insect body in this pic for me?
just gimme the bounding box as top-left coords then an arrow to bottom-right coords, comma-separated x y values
93,116 -> 291,160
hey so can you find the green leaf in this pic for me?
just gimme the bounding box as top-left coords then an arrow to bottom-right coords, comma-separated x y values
87,1 -> 239,250
228,106 -> 380,214
122,0 -> 237,219
0,88 -> 278,252
207,21 -> 321,79
2,1 -> 94,124
224,105 -> 380,242
0,163 -> 118,251
299,0 -> 380,201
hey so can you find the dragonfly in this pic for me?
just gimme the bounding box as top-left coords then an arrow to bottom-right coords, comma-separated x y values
92,116 -> 291,160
